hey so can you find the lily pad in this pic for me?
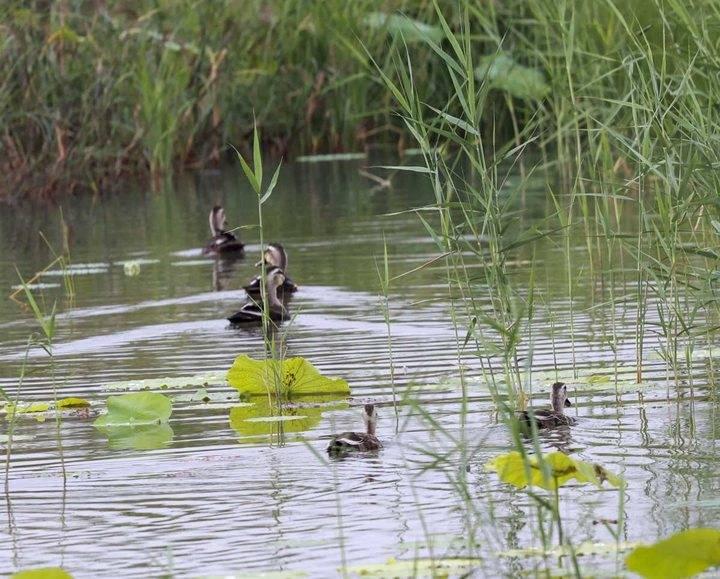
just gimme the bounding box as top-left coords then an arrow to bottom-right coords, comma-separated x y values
104,372 -> 226,392
227,356 -> 349,399
11,569 -> 73,579
625,528 -> 720,579
57,397 -> 91,408
475,52 -> 550,100
485,451 -> 624,490
93,392 -> 172,428
344,557 -> 480,577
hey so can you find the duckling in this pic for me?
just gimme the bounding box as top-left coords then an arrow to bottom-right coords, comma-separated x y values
203,206 -> 245,255
227,266 -> 288,325
517,382 -> 576,430
327,404 -> 382,454
244,243 -> 298,297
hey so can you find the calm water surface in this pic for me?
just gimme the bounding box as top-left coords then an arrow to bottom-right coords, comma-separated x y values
0,161 -> 718,577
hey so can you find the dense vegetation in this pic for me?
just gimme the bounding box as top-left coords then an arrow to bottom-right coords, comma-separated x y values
3,0 -> 718,200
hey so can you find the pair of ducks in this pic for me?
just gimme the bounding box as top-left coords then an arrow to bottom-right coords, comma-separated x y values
327,383 -> 575,456
201,206 -> 298,324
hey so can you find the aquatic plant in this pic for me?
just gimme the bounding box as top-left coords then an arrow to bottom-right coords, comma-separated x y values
93,392 -> 172,428
485,451 -> 624,490
625,528 -> 720,579
10,568 -> 73,579
226,355 -> 349,400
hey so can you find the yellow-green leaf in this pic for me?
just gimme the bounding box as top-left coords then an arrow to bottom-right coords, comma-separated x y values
93,392 -> 172,428
57,397 -> 90,408
625,529 -> 720,579
11,568 -> 73,579
485,451 -> 624,490
229,402 -> 327,439
226,355 -> 349,399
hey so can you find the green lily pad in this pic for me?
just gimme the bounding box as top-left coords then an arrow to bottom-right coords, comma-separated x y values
94,392 -> 172,428
11,568 -> 73,579
227,356 -> 349,399
625,528 -> 720,579
485,451 -> 624,490
100,423 -> 174,451
475,52 -> 550,100
104,372 -> 226,391
57,397 -> 91,408
500,541 -> 637,558
344,557 -> 480,577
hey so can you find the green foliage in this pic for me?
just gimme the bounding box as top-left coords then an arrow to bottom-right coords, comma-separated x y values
344,557 -> 480,577
226,355 -> 350,399
11,569 -> 73,579
93,392 -> 172,427
625,529 -> 720,579
485,451 -> 624,490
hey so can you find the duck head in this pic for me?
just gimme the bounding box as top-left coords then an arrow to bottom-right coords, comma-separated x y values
362,403 -> 378,435
255,243 -> 288,269
550,382 -> 572,412
209,205 -> 228,235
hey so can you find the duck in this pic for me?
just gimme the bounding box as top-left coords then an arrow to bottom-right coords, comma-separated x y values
202,206 -> 245,255
227,266 -> 288,325
244,243 -> 298,297
327,404 -> 382,454
517,382 -> 576,430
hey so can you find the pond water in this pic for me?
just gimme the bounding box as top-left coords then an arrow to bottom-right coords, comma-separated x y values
0,160 -> 718,578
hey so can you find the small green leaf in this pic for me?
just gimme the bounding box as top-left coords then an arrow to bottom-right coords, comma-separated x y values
252,123 -> 263,191
57,397 -> 91,408
485,451 -> 624,490
226,355 -> 350,399
625,529 -> 720,579
11,568 -> 73,579
93,392 -> 172,428
260,160 -> 282,205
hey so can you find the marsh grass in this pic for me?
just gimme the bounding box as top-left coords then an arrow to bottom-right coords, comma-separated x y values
364,0 -> 720,574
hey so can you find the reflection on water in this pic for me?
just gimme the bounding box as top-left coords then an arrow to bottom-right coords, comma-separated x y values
1,161 -> 719,577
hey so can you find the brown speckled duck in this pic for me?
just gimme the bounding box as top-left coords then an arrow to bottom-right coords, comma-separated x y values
203,206 -> 245,255
327,404 -> 382,454
517,382 -> 576,430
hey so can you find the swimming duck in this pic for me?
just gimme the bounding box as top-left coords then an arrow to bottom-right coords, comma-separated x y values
327,404 -> 382,454
244,243 -> 298,297
227,266 -> 287,325
203,206 -> 245,255
517,382 -> 576,430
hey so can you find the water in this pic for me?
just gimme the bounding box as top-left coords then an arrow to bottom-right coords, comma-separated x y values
1,161 -> 718,577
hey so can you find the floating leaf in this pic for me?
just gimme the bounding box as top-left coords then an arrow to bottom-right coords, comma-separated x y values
11,568 -> 73,579
625,529 -> 720,579
485,451 -> 624,490
345,557 -> 480,577
364,12 -> 444,43
475,53 -> 550,100
104,372 -> 225,391
296,152 -> 366,162
93,392 -> 172,428
123,261 -> 141,276
11,402 -> 50,414
100,424 -> 174,451
57,397 -> 91,408
227,356 -> 349,399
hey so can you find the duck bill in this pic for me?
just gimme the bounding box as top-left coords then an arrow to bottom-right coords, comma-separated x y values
564,399 -> 572,407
